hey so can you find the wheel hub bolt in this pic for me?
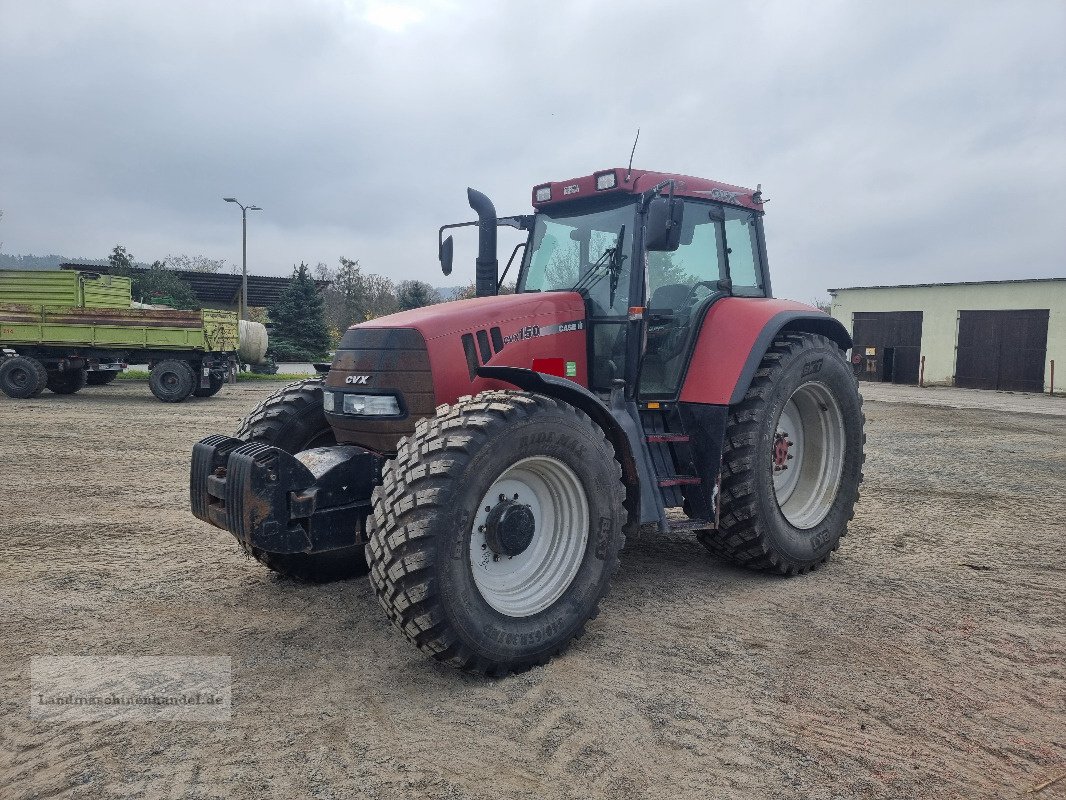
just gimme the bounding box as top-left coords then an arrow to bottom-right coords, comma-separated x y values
773,432 -> 793,472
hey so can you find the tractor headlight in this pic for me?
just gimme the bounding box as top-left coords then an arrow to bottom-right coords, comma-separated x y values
342,393 -> 401,416
534,185 -> 552,202
322,391 -> 335,412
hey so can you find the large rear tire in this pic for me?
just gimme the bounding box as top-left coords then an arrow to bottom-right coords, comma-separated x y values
46,369 -> 87,395
0,356 -> 48,398
698,333 -> 865,574
366,391 -> 627,675
149,360 -> 196,403
86,370 -> 119,386
236,378 -> 369,582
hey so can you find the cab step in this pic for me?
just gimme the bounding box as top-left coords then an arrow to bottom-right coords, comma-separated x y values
657,475 -> 701,487
669,517 -> 714,532
645,433 -> 690,443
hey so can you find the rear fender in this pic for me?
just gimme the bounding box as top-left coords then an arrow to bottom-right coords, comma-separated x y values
679,299 -> 851,406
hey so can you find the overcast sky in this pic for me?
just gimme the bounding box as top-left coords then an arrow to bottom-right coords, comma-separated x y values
1,0 -> 1064,300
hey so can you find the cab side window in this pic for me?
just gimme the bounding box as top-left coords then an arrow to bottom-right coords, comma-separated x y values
723,208 -> 764,295
646,200 -> 722,308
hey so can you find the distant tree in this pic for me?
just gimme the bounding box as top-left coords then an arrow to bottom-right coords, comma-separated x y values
246,306 -> 269,324
317,257 -> 403,342
165,254 -> 228,273
269,262 -> 331,361
132,261 -> 199,309
396,280 -> 441,310
333,256 -> 368,324
106,245 -> 198,308
108,244 -> 135,273
0,253 -> 100,271
454,281 -> 514,300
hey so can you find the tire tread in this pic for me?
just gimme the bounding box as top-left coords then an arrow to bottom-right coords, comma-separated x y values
698,333 -> 866,575
366,390 -> 627,675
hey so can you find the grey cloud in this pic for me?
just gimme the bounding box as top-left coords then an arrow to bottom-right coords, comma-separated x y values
0,0 -> 1063,300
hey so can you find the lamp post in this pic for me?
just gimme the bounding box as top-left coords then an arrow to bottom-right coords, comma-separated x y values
223,197 -> 262,320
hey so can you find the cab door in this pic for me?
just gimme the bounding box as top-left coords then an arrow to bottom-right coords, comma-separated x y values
638,200 -> 766,400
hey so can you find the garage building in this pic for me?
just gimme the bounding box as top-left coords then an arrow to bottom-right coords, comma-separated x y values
828,278 -> 1065,393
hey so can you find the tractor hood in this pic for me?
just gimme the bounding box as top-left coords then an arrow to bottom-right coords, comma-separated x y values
345,291 -> 586,345
328,291 -> 589,454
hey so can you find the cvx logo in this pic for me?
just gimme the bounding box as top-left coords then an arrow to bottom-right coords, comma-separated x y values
696,187 -> 741,203
345,375 -> 370,385
708,188 -> 739,203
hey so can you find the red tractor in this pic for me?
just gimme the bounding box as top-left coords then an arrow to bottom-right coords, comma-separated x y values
191,167 -> 864,674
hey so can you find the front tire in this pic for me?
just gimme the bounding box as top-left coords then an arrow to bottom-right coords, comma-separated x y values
367,391 -> 627,675
699,333 -> 865,574
236,378 -> 368,582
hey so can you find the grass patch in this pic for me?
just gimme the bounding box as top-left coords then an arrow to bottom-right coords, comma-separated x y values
115,370 -> 312,381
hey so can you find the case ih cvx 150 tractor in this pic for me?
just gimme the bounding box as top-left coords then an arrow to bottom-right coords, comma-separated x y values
191,167 -> 864,674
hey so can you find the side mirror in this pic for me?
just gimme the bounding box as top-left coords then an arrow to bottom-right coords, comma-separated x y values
439,235 -> 454,276
645,197 -> 683,251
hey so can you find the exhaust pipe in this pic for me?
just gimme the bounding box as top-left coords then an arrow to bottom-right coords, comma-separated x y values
467,187 -> 498,297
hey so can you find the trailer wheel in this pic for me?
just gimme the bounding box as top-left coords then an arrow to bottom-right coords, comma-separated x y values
149,360 -> 196,402
86,371 -> 119,386
0,356 -> 48,399
237,377 -> 369,582
699,333 -> 865,574
46,369 -> 87,395
193,374 -> 225,398
367,391 -> 627,675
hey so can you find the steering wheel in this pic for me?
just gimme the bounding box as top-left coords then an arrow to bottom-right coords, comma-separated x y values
684,280 -> 719,307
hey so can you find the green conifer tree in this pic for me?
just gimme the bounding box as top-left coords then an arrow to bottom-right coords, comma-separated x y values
269,262 -> 331,361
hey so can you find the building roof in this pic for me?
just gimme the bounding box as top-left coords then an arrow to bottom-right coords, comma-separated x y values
828,277 -> 1066,294
59,263 -> 329,307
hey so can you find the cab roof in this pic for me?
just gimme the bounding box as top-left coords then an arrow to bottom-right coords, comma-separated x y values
531,168 -> 763,212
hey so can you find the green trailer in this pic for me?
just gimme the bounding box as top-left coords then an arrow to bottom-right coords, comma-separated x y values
0,269 -> 252,402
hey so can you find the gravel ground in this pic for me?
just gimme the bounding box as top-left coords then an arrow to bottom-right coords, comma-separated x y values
1,382 -> 1063,799
858,382 -> 1066,416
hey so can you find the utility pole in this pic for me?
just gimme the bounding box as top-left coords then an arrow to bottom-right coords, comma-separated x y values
222,198 -> 262,319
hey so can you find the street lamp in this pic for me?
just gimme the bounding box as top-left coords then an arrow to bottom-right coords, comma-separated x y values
223,197 -> 262,320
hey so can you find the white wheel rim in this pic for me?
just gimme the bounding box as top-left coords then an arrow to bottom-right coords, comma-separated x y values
772,382 -> 846,529
469,456 -> 589,618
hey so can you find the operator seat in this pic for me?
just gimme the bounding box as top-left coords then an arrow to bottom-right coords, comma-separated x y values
648,283 -> 690,311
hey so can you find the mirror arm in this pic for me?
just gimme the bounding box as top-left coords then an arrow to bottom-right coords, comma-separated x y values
498,242 -> 526,290
437,215 -> 533,254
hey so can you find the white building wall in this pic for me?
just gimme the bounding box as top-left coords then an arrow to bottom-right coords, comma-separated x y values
829,280 -> 1065,392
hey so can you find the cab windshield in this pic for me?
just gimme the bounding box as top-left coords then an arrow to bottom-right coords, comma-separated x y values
517,197 -> 636,317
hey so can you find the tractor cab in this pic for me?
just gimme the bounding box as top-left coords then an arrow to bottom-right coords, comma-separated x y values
440,168 -> 771,401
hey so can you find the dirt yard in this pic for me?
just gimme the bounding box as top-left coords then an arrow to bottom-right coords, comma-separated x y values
1,382 -> 1063,799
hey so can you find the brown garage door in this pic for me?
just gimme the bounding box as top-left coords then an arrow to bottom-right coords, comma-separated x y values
852,311 -> 923,384
955,309 -> 1049,392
